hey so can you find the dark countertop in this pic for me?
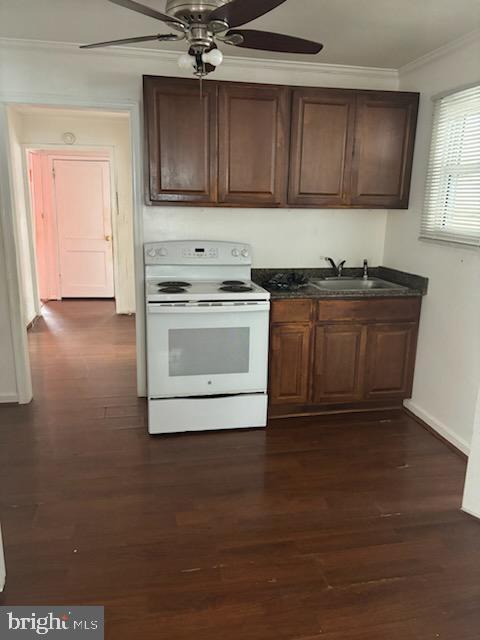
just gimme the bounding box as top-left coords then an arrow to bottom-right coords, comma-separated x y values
252,267 -> 428,300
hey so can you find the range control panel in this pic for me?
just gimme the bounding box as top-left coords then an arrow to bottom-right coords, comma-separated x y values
181,247 -> 219,259
144,241 -> 252,266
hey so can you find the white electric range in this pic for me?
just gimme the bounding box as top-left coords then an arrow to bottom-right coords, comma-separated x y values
144,240 -> 270,434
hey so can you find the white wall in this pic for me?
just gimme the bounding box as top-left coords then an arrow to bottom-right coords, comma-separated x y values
16,109 -> 136,314
7,109 -> 37,326
384,33 -> 480,452
144,208 -> 387,267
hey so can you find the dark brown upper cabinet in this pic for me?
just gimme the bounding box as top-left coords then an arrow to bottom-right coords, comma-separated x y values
350,92 -> 419,209
218,83 -> 290,206
143,76 -> 419,209
144,76 -> 217,205
288,89 -> 356,207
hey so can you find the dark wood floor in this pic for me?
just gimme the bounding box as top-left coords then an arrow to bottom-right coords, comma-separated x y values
0,300 -> 478,639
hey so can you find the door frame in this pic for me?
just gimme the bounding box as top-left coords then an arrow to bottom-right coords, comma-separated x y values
27,149 -> 118,306
0,98 -> 145,403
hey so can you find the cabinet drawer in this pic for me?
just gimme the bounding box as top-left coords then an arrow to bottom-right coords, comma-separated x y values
317,298 -> 421,323
271,300 -> 313,323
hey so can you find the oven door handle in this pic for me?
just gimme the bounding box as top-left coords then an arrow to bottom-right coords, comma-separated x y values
148,302 -> 270,314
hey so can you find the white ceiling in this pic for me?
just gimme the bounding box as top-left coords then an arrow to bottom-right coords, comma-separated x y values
1,0 -> 479,68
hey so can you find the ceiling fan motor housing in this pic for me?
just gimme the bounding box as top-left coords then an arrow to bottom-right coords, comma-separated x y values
80,1 -> 323,74
165,0 -> 230,23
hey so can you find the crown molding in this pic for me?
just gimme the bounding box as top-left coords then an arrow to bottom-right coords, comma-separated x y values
1,30 -> 478,83
0,37 -> 398,83
399,28 -> 480,76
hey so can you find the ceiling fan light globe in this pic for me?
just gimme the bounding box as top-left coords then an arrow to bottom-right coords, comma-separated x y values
177,53 -> 196,69
202,48 -> 224,66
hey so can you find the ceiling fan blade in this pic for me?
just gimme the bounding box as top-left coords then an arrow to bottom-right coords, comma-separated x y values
209,0 -> 287,28
107,0 -> 184,25
80,34 -> 180,49
225,29 -> 323,54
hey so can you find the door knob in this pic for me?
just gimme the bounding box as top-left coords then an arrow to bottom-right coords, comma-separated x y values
105,235 -> 111,241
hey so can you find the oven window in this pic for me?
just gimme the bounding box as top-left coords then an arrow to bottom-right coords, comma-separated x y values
169,327 -> 250,377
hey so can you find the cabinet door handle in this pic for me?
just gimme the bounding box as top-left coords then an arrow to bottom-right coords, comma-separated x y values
105,235 -> 112,241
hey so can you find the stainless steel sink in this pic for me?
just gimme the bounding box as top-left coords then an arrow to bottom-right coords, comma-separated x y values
310,278 -> 407,291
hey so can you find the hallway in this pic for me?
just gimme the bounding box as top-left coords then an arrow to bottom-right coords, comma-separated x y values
27,301 -> 138,409
0,302 -> 479,639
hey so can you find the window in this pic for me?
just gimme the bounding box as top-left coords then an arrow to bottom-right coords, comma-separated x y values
421,84 -> 480,246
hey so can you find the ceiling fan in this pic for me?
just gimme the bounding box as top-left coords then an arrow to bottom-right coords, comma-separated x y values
81,0 -> 323,77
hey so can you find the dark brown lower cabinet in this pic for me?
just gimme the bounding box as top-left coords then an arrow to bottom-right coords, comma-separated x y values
270,323 -> 311,405
364,323 -> 418,399
269,297 -> 421,416
312,324 -> 365,403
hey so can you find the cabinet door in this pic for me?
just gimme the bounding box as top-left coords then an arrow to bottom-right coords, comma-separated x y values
218,83 -> 289,205
144,76 -> 217,204
270,324 -> 311,405
288,89 -> 355,207
364,323 -> 418,399
313,324 -> 365,403
350,92 -> 419,208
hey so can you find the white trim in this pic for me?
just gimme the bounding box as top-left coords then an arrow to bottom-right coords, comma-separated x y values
0,393 -> 19,404
419,236 -> 480,252
1,31 -> 478,88
0,104 -> 33,404
399,28 -> 480,76
129,102 -> 146,397
0,95 -> 146,399
432,80 -> 480,102
0,525 -> 5,592
404,399 -> 470,455
22,150 -> 42,319
0,37 -> 399,85
462,506 -> 480,520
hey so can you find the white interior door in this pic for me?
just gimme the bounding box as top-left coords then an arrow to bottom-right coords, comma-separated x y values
53,159 -> 114,298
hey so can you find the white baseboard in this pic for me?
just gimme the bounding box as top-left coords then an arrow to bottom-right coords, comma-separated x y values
404,400 -> 470,456
0,392 -> 18,404
461,506 -> 480,520
117,310 -> 136,316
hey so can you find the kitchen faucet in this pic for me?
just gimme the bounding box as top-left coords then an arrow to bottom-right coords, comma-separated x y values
363,259 -> 369,280
325,257 -> 346,277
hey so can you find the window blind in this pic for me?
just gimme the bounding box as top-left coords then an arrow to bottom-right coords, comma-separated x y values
421,84 -> 480,247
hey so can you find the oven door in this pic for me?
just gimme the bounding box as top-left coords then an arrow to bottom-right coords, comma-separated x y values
146,301 -> 270,398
